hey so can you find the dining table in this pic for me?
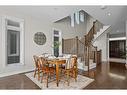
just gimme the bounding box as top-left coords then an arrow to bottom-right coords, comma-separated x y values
48,58 -> 66,87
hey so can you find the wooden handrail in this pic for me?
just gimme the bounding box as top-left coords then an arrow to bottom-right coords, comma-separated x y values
62,20 -> 102,72
84,20 -> 102,72
77,38 -> 85,45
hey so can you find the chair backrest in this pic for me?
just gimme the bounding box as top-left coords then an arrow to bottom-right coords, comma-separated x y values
33,55 -> 40,68
71,55 -> 77,68
42,53 -> 52,58
65,55 -> 77,70
38,57 -> 48,67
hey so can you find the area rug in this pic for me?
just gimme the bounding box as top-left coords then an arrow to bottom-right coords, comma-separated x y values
25,72 -> 94,90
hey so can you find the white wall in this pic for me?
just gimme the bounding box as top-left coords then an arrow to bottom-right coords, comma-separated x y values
93,27 -> 112,62
0,8 -> 96,77
93,33 -> 108,62
86,14 -> 95,33
0,9 -> 53,77
0,9 -> 88,77
53,17 -> 87,39
53,13 -> 95,39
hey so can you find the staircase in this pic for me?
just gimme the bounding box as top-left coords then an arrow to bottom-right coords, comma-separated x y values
83,20 -> 110,71
93,25 -> 110,42
62,20 -> 110,71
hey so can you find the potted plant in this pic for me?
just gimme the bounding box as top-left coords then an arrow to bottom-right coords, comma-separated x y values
52,41 -> 61,57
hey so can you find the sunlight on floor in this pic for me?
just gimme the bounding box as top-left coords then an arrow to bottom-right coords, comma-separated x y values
109,73 -> 126,80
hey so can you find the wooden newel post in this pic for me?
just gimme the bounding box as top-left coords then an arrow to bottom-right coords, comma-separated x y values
95,46 -> 97,66
76,36 -> 78,56
87,46 -> 90,72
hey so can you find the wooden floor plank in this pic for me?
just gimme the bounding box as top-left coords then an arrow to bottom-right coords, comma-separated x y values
0,62 -> 126,89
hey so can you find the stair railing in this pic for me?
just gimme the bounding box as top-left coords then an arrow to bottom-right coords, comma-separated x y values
62,20 -> 103,72
85,20 -> 103,72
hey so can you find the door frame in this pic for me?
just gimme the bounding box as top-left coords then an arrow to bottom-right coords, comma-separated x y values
1,16 -> 24,67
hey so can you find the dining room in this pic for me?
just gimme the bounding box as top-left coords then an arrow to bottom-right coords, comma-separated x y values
25,53 -> 94,89
0,5 -> 127,91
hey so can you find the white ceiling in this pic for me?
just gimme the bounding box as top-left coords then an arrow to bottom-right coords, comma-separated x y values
79,6 -> 127,34
0,6 -> 126,34
0,6 -> 79,22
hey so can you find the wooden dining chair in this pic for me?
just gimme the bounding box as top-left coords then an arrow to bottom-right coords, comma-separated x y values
61,55 -> 78,86
33,55 -> 42,81
38,57 -> 56,88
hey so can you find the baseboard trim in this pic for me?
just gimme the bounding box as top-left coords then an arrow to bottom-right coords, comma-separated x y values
0,68 -> 34,78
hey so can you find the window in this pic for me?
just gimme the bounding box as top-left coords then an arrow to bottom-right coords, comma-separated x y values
53,29 -> 62,57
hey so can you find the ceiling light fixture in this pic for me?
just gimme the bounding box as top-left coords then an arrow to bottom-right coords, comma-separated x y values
108,13 -> 111,16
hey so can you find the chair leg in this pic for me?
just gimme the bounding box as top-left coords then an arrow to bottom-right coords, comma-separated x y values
49,73 -> 51,79
67,71 -> 70,86
37,69 -> 40,81
74,70 -> 77,82
41,72 -> 44,83
34,69 -> 37,78
46,73 -> 49,88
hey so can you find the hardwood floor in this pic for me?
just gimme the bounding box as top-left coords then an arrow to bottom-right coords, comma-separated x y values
0,73 -> 40,89
84,62 -> 127,89
0,62 -> 126,89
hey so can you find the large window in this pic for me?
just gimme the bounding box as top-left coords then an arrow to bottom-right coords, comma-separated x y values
53,29 -> 62,57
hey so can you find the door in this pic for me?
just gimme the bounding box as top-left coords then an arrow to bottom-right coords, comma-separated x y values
2,16 -> 24,66
7,30 -> 20,64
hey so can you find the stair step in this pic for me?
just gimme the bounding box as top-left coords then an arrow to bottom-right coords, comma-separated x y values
77,61 -> 96,71
93,25 -> 110,41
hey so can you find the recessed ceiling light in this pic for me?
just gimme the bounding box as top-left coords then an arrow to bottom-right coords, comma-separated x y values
108,13 -> 111,16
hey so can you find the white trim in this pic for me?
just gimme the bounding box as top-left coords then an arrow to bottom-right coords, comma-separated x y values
1,15 -> 25,67
109,58 -> 126,63
107,34 -> 110,61
52,28 -> 62,56
0,68 -> 34,78
125,20 -> 127,64
7,25 -> 20,31
109,37 -> 126,41
1,16 -> 6,68
20,20 -> 25,65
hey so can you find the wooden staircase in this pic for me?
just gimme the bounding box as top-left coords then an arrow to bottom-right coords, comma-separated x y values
84,20 -> 103,72
62,20 -> 104,71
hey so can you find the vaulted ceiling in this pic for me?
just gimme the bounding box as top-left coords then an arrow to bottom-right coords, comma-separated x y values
0,6 -> 126,34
